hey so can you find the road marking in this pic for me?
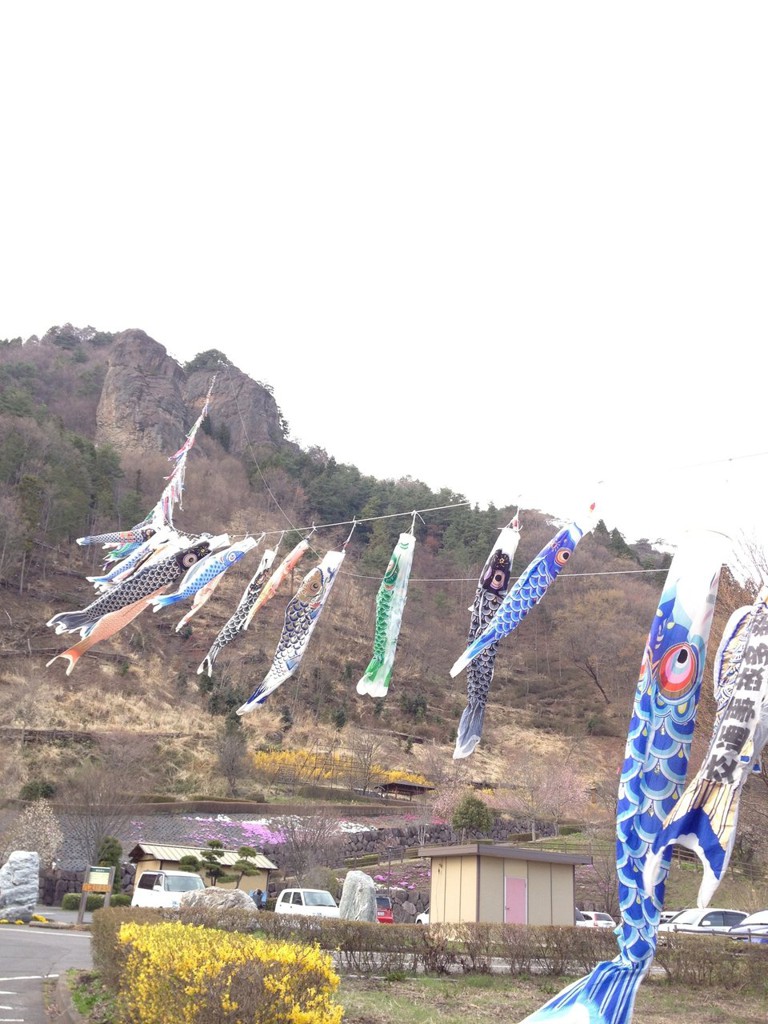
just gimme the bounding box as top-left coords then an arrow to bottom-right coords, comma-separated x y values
0,975 -> 55,981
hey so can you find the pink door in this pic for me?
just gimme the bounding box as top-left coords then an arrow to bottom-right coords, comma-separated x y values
504,877 -> 527,924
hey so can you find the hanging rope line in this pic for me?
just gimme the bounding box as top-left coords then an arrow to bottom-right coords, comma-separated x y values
344,566 -> 671,583
206,360 -> 678,586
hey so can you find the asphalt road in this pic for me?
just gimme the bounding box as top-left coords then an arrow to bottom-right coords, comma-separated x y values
0,925 -> 92,1024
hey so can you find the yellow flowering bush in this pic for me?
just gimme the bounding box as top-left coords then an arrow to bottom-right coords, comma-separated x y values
118,921 -> 343,1024
251,747 -> 432,790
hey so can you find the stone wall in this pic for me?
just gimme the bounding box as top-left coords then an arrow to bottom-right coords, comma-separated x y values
258,819 -> 551,864
39,863 -> 136,905
39,818 -> 552,918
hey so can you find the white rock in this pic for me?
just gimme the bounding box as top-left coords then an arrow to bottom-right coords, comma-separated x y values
0,850 -> 40,922
339,870 -> 377,922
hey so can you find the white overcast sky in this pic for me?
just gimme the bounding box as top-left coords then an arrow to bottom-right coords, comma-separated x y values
2,2 -> 767,560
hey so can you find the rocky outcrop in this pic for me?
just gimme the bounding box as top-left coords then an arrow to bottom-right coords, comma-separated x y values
96,330 -> 189,454
184,364 -> 287,453
0,850 -> 40,921
95,330 -> 288,457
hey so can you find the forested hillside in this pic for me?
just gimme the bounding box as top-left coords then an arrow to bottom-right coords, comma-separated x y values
0,325 -> 759,825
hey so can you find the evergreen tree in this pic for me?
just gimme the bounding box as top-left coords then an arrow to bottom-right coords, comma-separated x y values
200,840 -> 225,886
452,793 -> 494,840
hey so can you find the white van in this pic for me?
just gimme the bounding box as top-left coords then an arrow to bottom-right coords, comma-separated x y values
274,888 -> 340,919
131,869 -> 206,909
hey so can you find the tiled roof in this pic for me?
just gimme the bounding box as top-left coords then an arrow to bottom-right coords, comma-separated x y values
129,841 -> 276,870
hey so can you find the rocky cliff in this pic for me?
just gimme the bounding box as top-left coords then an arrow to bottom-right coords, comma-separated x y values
86,328 -> 288,455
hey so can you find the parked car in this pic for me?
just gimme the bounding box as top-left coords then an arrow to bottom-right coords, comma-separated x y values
659,910 -> 681,924
579,910 -> 617,929
415,909 -> 430,925
273,888 -> 340,919
131,869 -> 205,909
658,907 -> 748,935
728,910 -> 768,944
376,895 -> 394,924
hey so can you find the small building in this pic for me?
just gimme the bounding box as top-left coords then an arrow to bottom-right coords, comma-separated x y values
419,842 -> 592,926
376,780 -> 434,801
128,842 -> 277,893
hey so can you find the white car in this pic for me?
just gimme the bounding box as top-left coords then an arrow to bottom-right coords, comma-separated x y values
658,907 -> 747,935
578,910 -> 617,929
415,910 -> 430,925
131,869 -> 205,909
728,910 -> 768,943
273,888 -> 340,919
659,910 -> 680,924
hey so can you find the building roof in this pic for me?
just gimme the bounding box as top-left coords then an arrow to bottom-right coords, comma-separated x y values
128,841 -> 277,871
418,842 -> 592,866
377,781 -> 434,794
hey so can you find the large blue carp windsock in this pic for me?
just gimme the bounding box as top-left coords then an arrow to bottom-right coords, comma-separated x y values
643,585 -> 768,908
453,521 -> 520,759
450,506 -> 596,680
357,532 -> 416,698
518,530 -> 727,1024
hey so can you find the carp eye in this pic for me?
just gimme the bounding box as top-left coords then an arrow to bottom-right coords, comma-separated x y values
657,642 -> 698,700
490,569 -> 507,590
554,548 -> 571,567
181,551 -> 200,568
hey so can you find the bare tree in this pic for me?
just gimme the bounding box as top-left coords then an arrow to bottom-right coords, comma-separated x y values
276,813 -> 344,885
58,733 -> 157,866
497,744 -> 588,839
60,762 -> 139,866
216,727 -> 249,797
344,730 -> 386,794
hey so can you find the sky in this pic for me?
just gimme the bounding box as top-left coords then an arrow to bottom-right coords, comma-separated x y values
2,2 -> 767,567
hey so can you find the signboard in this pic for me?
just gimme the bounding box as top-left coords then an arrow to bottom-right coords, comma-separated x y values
82,865 -> 114,893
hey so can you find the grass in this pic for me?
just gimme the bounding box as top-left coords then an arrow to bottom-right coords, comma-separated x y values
338,974 -> 768,1024
68,970 -> 117,1024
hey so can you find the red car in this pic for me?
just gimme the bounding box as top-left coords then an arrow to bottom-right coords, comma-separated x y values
376,895 -> 394,924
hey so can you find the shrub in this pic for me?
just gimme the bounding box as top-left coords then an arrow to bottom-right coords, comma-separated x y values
117,920 -> 343,1024
61,893 -> 131,912
91,907 -> 168,993
19,779 -> 56,800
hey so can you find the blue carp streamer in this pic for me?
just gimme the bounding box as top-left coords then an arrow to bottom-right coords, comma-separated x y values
450,506 -> 596,680
518,530 -> 727,1024
643,586 -> 768,908
151,536 -> 258,612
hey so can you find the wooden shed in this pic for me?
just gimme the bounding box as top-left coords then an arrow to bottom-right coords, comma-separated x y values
376,780 -> 435,801
419,842 -> 592,926
128,842 -> 277,893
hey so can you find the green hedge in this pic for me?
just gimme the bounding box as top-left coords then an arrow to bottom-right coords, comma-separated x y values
88,904 -> 768,996
61,892 -> 132,912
